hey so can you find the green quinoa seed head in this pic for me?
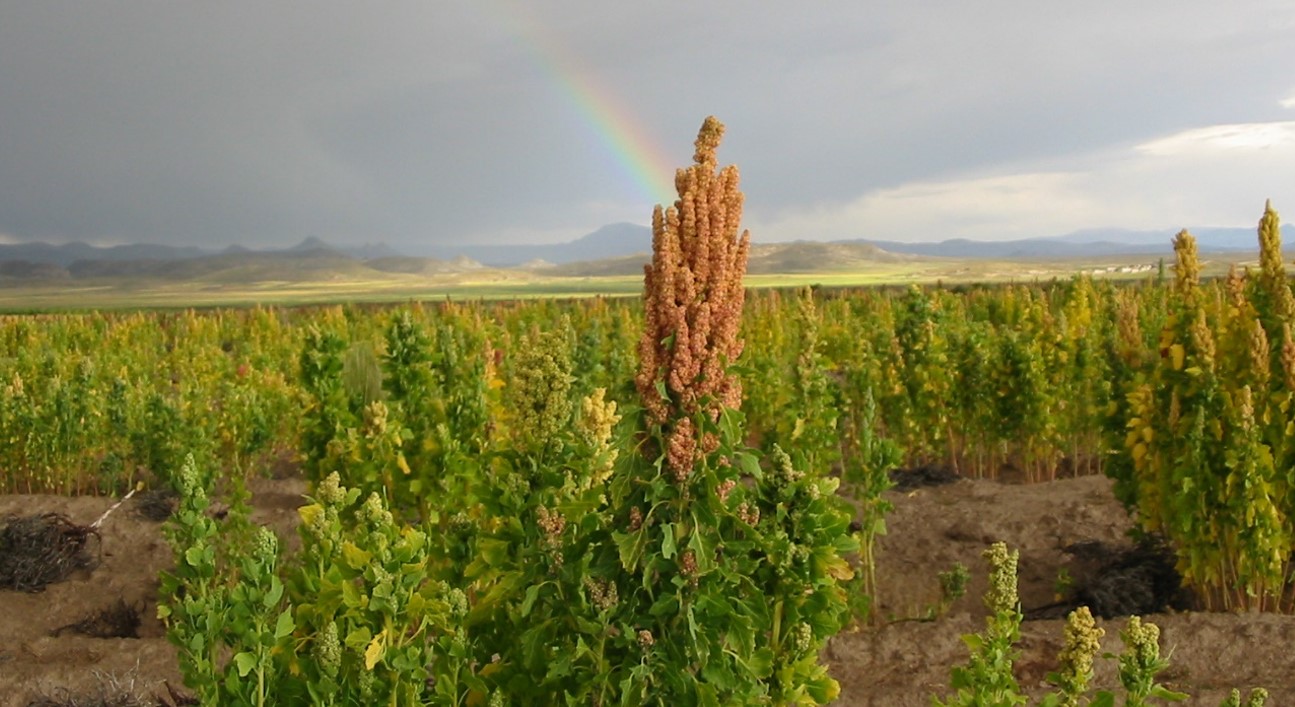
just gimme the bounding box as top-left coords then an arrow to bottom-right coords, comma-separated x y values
983,542 -> 1019,616
253,526 -> 278,564
177,453 -> 202,500
791,623 -> 814,653
314,621 -> 341,676
317,472 -> 346,505
511,327 -> 575,449
446,587 -> 469,618
1122,615 -> 1161,668
360,492 -> 393,529
1056,606 -> 1103,697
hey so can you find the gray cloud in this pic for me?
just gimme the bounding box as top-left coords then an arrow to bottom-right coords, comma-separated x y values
1,1 -> 1293,249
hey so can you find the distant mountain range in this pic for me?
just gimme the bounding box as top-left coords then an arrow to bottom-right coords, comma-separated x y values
856,225 -> 1291,259
0,221 -> 1286,284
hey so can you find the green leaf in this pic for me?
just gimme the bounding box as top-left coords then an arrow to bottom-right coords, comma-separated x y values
264,577 -> 284,608
662,524 -> 677,560
520,583 -> 542,617
649,593 -> 679,618
700,659 -> 736,691
696,683 -> 720,707
1149,685 -> 1189,701
477,537 -> 511,568
345,626 -> 373,652
805,674 -> 840,703
687,525 -> 716,573
341,541 -> 372,570
735,451 -> 762,479
184,546 -> 206,568
614,530 -> 647,571
1088,692 -> 1116,707
273,609 -> 294,639
233,651 -> 256,677
342,578 -> 363,608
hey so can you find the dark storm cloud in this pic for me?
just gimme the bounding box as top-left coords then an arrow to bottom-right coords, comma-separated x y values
1,1 -> 1293,248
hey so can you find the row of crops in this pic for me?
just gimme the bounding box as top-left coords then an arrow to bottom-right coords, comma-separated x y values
1,119 -> 1291,703
0,274 -> 1156,495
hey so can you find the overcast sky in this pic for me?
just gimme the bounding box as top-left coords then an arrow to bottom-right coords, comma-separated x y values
2,1 -> 1294,249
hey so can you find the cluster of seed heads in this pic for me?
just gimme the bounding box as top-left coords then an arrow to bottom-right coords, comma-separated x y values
636,116 -> 750,483
313,620 -> 342,677
983,542 -> 1019,617
583,577 -> 619,612
1055,606 -> 1103,703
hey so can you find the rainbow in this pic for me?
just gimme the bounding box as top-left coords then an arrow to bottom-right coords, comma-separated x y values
481,1 -> 678,205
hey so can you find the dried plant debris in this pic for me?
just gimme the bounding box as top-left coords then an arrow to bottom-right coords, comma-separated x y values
52,598 -> 142,639
1070,537 -> 1189,618
26,670 -> 155,707
132,489 -> 178,522
155,683 -> 198,707
27,693 -> 152,707
0,513 -> 101,592
889,465 -> 959,491
1027,537 -> 1189,620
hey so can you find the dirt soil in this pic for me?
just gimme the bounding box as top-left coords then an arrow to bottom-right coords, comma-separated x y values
2,474 -> 1293,706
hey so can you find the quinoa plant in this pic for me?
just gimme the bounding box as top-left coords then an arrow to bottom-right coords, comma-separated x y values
1126,225 -> 1292,610
290,474 -> 473,704
892,285 -> 953,465
614,116 -> 857,703
156,454 -> 226,704
936,542 -> 1026,706
1219,688 -> 1270,707
936,543 -> 1260,707
157,454 -> 292,706
1043,606 -> 1103,707
463,354 -> 631,702
840,386 -> 900,619
1090,616 -> 1187,706
299,324 -> 360,481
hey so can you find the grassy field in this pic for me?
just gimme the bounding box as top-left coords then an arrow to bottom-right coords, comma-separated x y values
0,250 -> 1257,311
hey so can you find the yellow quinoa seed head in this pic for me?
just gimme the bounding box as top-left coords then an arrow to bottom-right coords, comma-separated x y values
1173,230 -> 1200,296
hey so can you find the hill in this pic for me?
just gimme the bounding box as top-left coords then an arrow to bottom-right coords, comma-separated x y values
746,241 -> 910,274
66,249 -> 367,282
431,222 -> 651,266
366,256 -> 484,276
0,241 -> 206,268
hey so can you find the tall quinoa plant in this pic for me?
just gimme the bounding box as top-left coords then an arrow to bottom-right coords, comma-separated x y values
613,116 -> 857,704
1126,227 -> 1291,610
